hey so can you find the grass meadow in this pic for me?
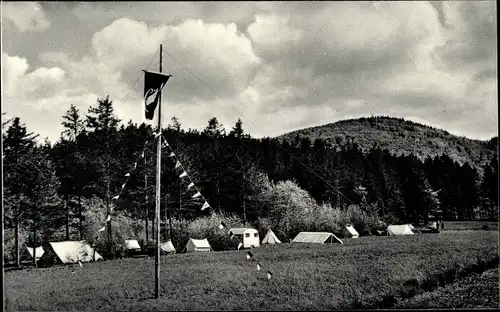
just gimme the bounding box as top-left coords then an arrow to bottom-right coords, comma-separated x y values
441,220 -> 498,231
5,230 -> 498,311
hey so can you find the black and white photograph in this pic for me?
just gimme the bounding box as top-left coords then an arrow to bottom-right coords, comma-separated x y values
2,1 -> 498,310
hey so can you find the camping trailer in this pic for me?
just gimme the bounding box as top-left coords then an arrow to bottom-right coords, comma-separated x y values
292,232 -> 343,244
261,229 -> 282,244
229,228 -> 260,248
38,241 -> 103,267
184,238 -> 212,252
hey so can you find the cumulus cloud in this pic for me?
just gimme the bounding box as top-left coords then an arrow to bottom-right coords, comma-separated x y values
2,2 -> 50,32
2,1 -> 497,142
2,53 -> 66,99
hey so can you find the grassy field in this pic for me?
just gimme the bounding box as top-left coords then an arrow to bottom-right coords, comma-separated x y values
441,220 -> 498,231
395,267 -> 499,309
5,231 -> 498,311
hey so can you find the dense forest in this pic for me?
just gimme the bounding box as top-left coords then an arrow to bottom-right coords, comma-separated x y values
3,96 -> 498,262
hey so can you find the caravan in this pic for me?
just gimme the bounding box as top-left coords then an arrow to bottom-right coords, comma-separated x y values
229,228 -> 260,248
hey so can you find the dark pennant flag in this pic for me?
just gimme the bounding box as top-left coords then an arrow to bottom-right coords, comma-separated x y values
143,70 -> 171,120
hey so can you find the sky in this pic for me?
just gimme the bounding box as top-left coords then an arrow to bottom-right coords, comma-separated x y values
1,1 -> 497,143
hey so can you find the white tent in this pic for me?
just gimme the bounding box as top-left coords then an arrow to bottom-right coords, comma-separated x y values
345,225 -> 359,238
292,232 -> 343,244
160,240 -> 176,254
125,240 -> 141,251
185,238 -> 212,252
39,241 -> 103,266
261,229 -> 282,244
387,225 -> 415,236
24,246 -> 45,260
426,221 -> 438,229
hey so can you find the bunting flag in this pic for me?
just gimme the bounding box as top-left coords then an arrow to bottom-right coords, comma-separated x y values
163,141 -> 169,147
143,70 -> 171,120
162,133 -> 272,281
141,151 -> 145,158
121,183 -> 126,189
267,271 -> 273,280
125,173 -> 130,177
112,195 -> 119,200
106,215 -> 111,222
192,191 -> 201,199
201,201 -> 210,211
133,162 -> 138,169
98,226 -> 106,232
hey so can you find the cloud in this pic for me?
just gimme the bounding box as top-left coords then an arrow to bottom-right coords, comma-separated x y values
2,53 -> 65,99
2,2 -> 50,32
2,2 -> 497,143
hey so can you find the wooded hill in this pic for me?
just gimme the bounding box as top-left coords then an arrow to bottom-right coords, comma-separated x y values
278,116 -> 498,169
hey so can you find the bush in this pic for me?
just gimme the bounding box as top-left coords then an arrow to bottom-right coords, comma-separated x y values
80,196 -> 128,259
3,228 -> 29,264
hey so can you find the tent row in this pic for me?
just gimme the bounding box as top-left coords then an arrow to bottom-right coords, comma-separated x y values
25,224 -> 419,266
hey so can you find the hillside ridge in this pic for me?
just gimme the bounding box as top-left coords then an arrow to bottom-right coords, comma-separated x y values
277,116 -> 497,168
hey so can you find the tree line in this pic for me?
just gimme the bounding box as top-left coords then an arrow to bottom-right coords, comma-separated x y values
3,96 -> 498,264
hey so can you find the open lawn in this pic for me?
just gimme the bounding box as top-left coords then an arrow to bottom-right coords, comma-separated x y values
5,231 -> 498,311
395,267 -> 499,309
441,221 -> 498,231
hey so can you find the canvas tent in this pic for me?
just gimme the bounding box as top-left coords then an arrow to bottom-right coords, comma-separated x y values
292,232 -> 343,244
261,229 -> 282,244
184,238 -> 212,253
38,241 -> 103,266
387,225 -> 414,236
160,240 -> 176,254
24,246 -> 45,261
345,225 -> 359,238
125,240 -> 141,251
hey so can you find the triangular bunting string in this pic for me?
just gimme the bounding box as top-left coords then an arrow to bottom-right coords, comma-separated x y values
161,134 -> 271,280
192,191 -> 201,199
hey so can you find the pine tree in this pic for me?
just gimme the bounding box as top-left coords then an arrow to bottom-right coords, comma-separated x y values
3,117 -> 38,267
228,118 -> 245,139
202,117 -> 225,138
22,148 -> 62,268
85,96 -> 121,258
60,104 -> 86,239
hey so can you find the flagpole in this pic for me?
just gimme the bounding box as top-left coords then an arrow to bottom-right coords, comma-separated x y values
155,44 -> 163,299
